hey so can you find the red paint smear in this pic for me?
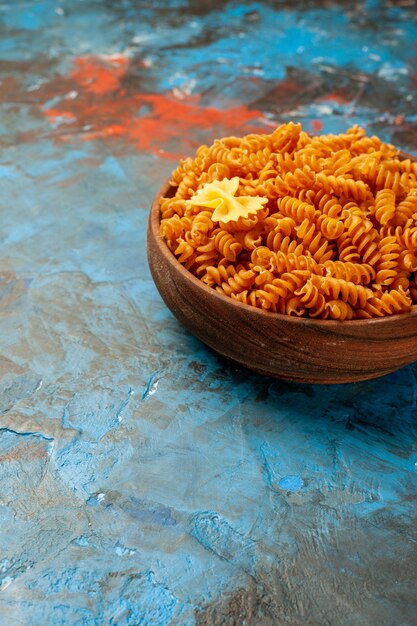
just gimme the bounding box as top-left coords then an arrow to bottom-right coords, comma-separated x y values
44,109 -> 76,121
77,95 -> 261,150
38,55 -> 265,158
274,78 -> 308,103
70,55 -> 129,95
311,119 -> 323,132
322,92 -> 351,105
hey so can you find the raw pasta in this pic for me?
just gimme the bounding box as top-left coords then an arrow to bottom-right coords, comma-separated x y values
159,123 -> 417,319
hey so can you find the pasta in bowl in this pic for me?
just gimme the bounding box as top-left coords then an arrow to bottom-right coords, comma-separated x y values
147,123 -> 417,383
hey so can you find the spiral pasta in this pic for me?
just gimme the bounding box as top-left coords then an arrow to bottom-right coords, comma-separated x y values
160,122 -> 417,319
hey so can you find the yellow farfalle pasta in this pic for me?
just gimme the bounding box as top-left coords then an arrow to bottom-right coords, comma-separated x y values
160,122 -> 417,319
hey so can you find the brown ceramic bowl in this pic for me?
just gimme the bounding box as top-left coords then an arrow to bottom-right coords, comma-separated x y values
147,170 -> 417,384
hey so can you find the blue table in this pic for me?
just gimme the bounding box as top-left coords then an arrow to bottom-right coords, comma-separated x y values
1,1 -> 416,624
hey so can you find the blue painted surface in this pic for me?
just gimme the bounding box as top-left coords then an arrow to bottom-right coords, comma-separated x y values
0,1 -> 417,624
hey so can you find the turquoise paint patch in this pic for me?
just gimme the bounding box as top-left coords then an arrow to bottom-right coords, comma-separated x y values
99,156 -> 127,181
0,165 -> 19,180
278,475 -> 304,492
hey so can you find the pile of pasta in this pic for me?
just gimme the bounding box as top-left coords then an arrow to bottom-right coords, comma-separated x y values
159,123 -> 417,319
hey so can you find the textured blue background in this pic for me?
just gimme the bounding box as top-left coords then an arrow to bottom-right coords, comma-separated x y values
0,1 -> 417,624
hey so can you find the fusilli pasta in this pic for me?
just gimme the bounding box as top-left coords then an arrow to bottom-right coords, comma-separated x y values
160,123 -> 417,319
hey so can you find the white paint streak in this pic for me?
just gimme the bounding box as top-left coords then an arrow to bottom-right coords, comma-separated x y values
148,380 -> 159,396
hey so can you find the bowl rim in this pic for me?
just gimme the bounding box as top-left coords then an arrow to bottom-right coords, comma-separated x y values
150,178 -> 417,329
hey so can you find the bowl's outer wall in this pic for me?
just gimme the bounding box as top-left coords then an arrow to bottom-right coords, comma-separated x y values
147,183 -> 417,383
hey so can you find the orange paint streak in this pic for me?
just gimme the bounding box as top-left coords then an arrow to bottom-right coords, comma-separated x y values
40,55 -> 266,157
44,109 -> 76,121
311,119 -> 323,132
82,123 -> 126,139
70,55 -> 129,95
322,92 -> 350,105
69,93 -> 263,158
